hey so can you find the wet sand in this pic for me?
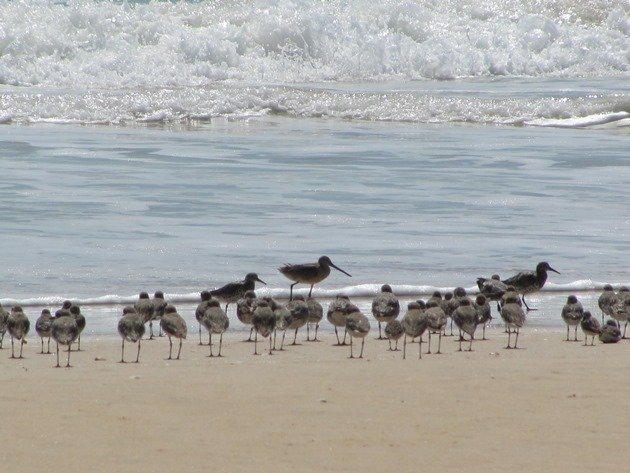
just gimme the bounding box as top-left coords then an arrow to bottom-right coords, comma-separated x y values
1,327 -> 629,472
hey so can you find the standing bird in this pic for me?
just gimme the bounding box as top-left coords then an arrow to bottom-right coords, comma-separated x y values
476,274 -> 508,302
279,256 -> 351,300
68,305 -> 86,351
345,305 -> 370,359
236,290 -> 257,342
371,284 -> 400,340
195,291 -> 213,345
117,306 -> 145,363
401,302 -> 428,360
501,262 -> 560,311
160,305 -> 187,360
201,299 -> 229,357
452,299 -> 478,352
599,319 -> 622,343
286,295 -> 310,345
252,300 -> 276,355
474,295 -> 492,340
441,292 -> 454,336
134,292 -> 154,339
597,284 -> 617,326
580,311 -> 601,346
51,309 -> 79,367
424,301 -> 447,354
327,294 -> 353,345
35,309 -> 54,354
0,303 -> 9,349
7,306 -> 30,359
499,293 -> 526,349
210,273 -> 266,312
384,319 -> 404,351
151,291 -> 168,338
272,300 -> 291,350
561,295 -> 584,342
305,297 -> 323,341
612,287 -> 630,338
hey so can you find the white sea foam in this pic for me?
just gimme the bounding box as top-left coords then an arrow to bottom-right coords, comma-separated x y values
0,0 -> 628,126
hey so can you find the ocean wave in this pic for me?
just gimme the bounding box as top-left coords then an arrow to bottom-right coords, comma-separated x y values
2,279 -> 627,307
0,0 -> 628,88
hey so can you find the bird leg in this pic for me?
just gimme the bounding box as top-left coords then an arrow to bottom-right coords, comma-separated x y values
403,334 -> 407,360
176,338 -> 182,360
218,333 -> 224,357
349,336 -> 354,359
289,283 -> 297,301
66,343 -> 71,367
120,339 -> 126,363
359,338 -> 365,358
167,336 -> 173,360
136,340 -> 141,363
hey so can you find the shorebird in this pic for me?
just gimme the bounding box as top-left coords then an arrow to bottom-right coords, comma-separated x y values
252,300 -> 276,355
597,285 -> 617,325
327,294 -> 353,345
499,293 -> 526,349
134,292 -> 154,339
151,291 -> 168,338
401,302 -> 428,360
612,287 -> 630,338
160,305 -> 187,360
580,311 -> 601,346
345,305 -> 370,359
441,292 -> 454,336
384,319 -> 404,351
449,287 -> 472,339
424,300 -> 447,354
286,295 -> 309,345
236,290 -> 257,342
473,295 -> 492,340
35,309 -> 54,354
452,299 -> 478,352
68,305 -> 86,351
279,256 -> 351,300
0,303 -> 9,349
117,306 -> 145,363
476,274 -> 508,302
561,295 -> 584,341
210,273 -> 266,312
501,262 -> 560,311
51,309 -> 79,367
599,319 -> 622,343
371,284 -> 400,340
306,297 -> 323,341
7,306 -> 30,359
201,299 -> 229,357
195,291 -> 212,345
272,300 -> 291,350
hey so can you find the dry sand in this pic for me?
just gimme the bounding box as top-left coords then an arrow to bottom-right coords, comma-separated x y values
1,326 -> 629,473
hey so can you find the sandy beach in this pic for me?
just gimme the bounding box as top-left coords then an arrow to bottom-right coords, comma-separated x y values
1,326 -> 629,473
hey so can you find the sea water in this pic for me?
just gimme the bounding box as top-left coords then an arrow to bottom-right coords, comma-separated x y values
0,0 -> 629,335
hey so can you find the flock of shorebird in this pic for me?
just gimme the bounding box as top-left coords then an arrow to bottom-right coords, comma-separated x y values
0,258 -> 627,367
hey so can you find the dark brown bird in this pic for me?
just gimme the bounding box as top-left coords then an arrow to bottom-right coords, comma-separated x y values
210,273 -> 266,312
279,256 -> 351,300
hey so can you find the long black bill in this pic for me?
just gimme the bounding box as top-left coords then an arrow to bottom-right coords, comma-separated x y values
331,263 -> 352,277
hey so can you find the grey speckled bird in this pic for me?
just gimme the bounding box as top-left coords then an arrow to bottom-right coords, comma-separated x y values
195,291 -> 212,345
7,306 -> 30,359
597,284 -> 617,326
252,300 -> 276,356
345,305 -> 370,359
499,293 -> 526,349
453,299 -> 478,352
134,292 -> 154,341
201,299 -> 229,357
51,309 -> 78,367
117,306 -> 145,363
580,311 -> 601,346
474,295 -> 492,341
151,291 -> 168,339
371,284 -> 400,340
236,290 -> 258,342
35,309 -> 54,354
0,303 -> 8,349
306,297 -> 323,342
599,319 -> 622,343
401,302 -> 428,360
424,301 -> 447,354
160,305 -> 187,360
327,295 -> 354,346
286,295 -> 309,345
384,319 -> 404,351
561,295 -> 584,342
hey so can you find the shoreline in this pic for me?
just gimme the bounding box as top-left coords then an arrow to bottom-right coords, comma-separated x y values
2,328 -> 629,472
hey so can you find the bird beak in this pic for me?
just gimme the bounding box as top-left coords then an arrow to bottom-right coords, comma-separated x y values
256,276 -> 267,285
549,266 -> 560,274
331,263 -> 352,277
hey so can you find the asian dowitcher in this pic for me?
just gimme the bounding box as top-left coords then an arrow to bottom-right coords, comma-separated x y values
278,256 -> 351,300
501,262 -> 560,311
210,273 -> 266,312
